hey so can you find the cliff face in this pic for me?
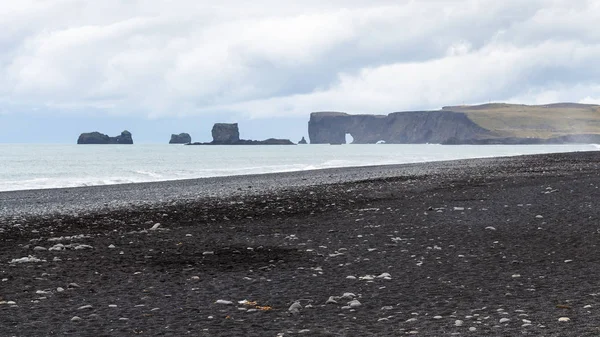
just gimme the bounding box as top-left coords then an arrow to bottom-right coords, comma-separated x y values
169,133 -> 192,144
308,111 -> 494,144
77,130 -> 133,144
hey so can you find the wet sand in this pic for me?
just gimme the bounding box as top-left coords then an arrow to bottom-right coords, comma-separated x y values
1,151 -> 599,336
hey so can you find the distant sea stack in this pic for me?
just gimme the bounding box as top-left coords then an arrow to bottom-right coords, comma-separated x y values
77,130 -> 133,144
308,103 -> 600,145
212,123 -> 240,144
298,137 -> 307,144
188,123 -> 294,145
169,133 -> 192,144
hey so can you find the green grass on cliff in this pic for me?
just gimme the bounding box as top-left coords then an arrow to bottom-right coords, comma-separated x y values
443,103 -> 600,138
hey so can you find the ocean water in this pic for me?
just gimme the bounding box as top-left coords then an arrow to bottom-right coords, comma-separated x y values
0,143 -> 598,192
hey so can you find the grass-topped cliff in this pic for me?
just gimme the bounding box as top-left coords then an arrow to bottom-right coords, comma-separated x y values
443,103 -> 600,139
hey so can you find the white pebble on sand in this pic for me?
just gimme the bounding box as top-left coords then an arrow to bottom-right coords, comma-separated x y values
108,244 -> 116,249
433,316 -> 442,319
485,226 -> 496,231
56,287 -> 64,292
348,300 -> 361,308
499,318 -> 510,323
558,317 -> 570,322
33,246 -> 47,251
584,305 -> 592,309
377,273 -> 392,279
288,301 -> 302,314
150,223 -> 161,230
215,300 -> 233,305
71,316 -> 82,322
455,320 -> 464,326
78,305 -> 93,310
469,327 -> 476,332
346,276 -> 356,279
341,293 -> 356,300
109,305 -> 118,308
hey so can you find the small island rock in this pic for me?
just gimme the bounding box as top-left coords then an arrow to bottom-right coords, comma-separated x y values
169,133 -> 192,144
298,136 -> 307,144
77,130 -> 133,144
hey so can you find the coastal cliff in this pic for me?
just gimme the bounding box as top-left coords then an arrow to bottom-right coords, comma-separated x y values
77,130 -> 133,144
308,103 -> 600,144
308,111 -> 494,144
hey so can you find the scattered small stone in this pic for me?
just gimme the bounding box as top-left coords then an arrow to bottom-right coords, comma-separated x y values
558,317 -> 570,322
341,293 -> 356,300
584,305 -> 592,309
433,315 -> 442,319
191,276 -> 200,280
68,283 -> 81,288
215,300 -> 233,305
469,327 -> 476,332
535,215 -> 543,219
346,276 -> 356,279
33,246 -> 47,251
9,256 -> 45,264
288,301 -> 302,314
485,226 -> 496,231
406,318 -> 417,322
150,223 -> 161,230
512,274 -> 521,278
71,316 -> 82,322
109,304 -> 118,308
564,259 -> 573,263
108,244 -> 116,249
377,273 -> 392,279
455,320 -> 464,326
499,318 -> 510,323
348,300 -> 362,308
78,305 -> 93,310
381,306 -> 393,310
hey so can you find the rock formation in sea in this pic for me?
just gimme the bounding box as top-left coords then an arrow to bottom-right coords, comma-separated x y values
169,133 -> 192,144
211,123 -> 241,144
77,130 -> 133,144
298,137 -> 308,144
188,123 -> 294,145
308,103 -> 600,144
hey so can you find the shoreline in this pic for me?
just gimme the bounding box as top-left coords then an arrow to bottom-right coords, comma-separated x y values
1,151 -> 600,336
0,150 -> 597,218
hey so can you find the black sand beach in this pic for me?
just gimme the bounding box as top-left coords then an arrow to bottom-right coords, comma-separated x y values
1,151 -> 600,336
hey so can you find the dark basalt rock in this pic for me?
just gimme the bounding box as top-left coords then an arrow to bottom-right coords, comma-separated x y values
77,130 -> 133,144
169,133 -> 192,144
211,123 -> 240,144
298,137 -> 307,144
188,123 -> 294,145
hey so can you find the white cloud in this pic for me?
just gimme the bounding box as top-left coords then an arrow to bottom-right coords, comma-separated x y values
0,0 -> 599,118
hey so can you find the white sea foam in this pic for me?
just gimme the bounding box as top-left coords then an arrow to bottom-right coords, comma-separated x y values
0,144 -> 598,192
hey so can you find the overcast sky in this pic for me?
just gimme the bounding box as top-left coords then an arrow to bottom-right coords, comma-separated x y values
1,0 -> 599,143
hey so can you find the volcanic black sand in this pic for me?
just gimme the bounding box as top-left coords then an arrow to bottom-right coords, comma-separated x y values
1,151 -> 599,336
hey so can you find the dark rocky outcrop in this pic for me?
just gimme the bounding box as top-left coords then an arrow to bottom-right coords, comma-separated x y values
298,137 -> 307,144
169,133 -> 192,144
77,130 -> 133,144
308,111 -> 494,144
188,123 -> 294,145
211,123 -> 240,144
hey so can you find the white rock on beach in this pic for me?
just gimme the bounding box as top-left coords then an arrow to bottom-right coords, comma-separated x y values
10,256 -> 45,264
455,320 -> 464,326
558,317 -> 571,322
288,301 -> 302,314
215,300 -> 233,305
348,300 -> 362,308
499,318 -> 510,323
150,223 -> 161,230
